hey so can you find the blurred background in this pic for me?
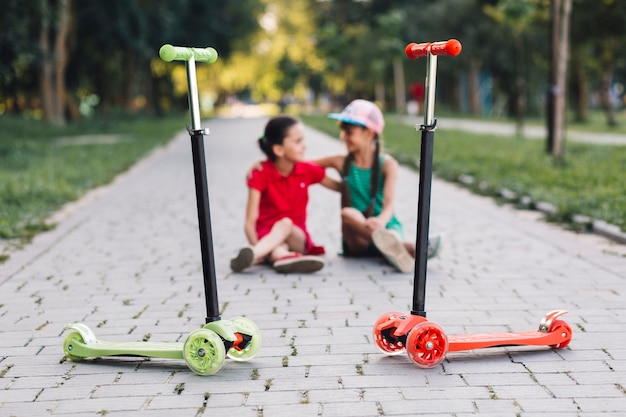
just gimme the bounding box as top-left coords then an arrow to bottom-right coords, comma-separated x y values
1,0 -> 625,127
2,0 -> 626,258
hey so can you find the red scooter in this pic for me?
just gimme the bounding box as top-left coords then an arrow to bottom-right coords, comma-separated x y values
373,40 -> 572,368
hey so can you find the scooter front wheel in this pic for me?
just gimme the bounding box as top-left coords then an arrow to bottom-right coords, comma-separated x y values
406,321 -> 448,368
183,328 -> 226,376
548,319 -> 573,349
63,332 -> 86,361
373,311 -> 407,355
226,316 -> 262,362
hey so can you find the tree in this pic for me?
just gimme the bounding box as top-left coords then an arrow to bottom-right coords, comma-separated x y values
40,0 -> 73,126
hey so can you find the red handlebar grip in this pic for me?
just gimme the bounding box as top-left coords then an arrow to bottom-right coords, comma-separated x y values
405,39 -> 462,60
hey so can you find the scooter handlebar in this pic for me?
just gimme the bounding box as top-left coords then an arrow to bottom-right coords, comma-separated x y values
405,39 -> 462,60
159,44 -> 218,63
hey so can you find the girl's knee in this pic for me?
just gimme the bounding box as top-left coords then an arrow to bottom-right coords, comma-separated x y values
341,207 -> 361,222
273,217 -> 294,230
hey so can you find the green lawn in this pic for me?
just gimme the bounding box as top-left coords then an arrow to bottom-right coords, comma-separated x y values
300,114 -> 626,234
0,114 -> 185,246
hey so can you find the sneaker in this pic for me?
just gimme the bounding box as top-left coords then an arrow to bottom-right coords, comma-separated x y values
230,247 -> 254,272
371,229 -> 414,273
273,253 -> 325,274
427,235 -> 442,259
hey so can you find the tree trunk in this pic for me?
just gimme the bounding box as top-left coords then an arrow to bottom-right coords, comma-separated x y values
53,0 -> 71,125
573,58 -> 588,122
552,0 -> 572,161
546,0 -> 560,152
40,0 -> 54,124
599,64 -> 616,127
469,58 -> 482,116
40,0 -> 72,126
515,76 -> 525,137
392,57 -> 406,115
514,35 -> 526,137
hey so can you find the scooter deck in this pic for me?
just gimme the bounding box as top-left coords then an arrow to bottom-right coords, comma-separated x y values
448,329 -> 564,351
66,337 -> 183,360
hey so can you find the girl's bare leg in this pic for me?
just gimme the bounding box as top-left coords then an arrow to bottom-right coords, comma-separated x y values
341,207 -> 372,254
253,217 -> 308,263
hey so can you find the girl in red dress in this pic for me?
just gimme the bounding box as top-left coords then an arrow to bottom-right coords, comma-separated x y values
230,116 -> 340,274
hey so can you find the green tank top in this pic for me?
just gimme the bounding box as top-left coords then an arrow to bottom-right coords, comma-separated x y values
346,155 -> 403,236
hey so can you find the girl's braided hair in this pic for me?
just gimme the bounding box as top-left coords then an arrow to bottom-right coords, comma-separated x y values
340,128 -> 381,218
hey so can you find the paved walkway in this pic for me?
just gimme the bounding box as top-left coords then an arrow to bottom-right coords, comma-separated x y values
1,117 -> 626,416
397,116 -> 626,145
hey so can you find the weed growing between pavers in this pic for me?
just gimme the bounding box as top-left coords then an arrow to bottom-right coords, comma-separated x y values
290,335 -> 297,356
299,390 -> 309,404
132,305 -> 149,319
0,363 -> 14,377
174,382 -> 185,394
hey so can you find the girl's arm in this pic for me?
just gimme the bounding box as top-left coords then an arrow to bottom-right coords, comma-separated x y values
375,155 -> 399,225
244,188 -> 261,245
320,175 -> 341,192
311,155 -> 344,173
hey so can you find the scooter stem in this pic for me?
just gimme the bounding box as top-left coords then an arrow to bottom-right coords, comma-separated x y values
411,52 -> 438,317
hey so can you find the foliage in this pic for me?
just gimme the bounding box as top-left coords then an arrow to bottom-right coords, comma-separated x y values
0,115 -> 184,240
1,0 -> 626,125
301,113 -> 626,232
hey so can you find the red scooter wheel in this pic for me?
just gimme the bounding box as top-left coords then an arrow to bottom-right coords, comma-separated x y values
548,320 -> 573,349
406,322 -> 448,368
373,312 -> 407,355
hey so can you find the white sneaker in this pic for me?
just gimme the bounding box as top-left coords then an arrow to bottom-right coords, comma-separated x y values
372,229 -> 414,273
273,254 -> 325,274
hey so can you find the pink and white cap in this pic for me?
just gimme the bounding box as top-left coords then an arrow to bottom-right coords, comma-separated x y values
328,99 -> 384,135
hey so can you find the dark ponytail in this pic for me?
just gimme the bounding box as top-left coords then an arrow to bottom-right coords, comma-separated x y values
258,115 -> 299,162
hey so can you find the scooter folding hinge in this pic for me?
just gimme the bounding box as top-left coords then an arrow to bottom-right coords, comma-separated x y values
418,119 -> 437,132
186,125 -> 210,136
538,310 -> 568,332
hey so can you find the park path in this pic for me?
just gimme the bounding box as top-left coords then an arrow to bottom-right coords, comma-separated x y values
1,116 -> 625,416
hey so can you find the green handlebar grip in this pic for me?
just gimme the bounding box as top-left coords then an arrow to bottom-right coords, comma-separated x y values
159,44 -> 218,63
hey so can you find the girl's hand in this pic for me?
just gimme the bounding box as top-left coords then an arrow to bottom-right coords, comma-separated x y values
246,160 -> 264,180
365,216 -> 385,232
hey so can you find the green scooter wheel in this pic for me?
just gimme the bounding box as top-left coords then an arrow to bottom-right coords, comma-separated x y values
183,329 -> 226,375
227,316 -> 262,362
63,332 -> 86,361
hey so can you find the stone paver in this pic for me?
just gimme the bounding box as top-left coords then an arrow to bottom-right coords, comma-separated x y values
1,116 -> 626,416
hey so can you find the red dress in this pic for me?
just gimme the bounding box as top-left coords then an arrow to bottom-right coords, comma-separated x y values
247,160 -> 325,253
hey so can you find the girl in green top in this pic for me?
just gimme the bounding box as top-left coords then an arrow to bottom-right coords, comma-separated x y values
314,99 -> 440,273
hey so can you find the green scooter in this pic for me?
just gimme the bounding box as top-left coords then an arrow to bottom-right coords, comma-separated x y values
63,45 -> 261,376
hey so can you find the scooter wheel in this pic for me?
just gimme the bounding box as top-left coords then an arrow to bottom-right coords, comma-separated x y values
406,322 -> 448,368
373,311 -> 407,355
63,332 -> 86,361
227,316 -> 262,362
548,319 -> 573,349
183,328 -> 226,376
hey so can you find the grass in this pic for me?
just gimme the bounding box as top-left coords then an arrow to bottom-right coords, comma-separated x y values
0,114 -> 185,245
300,114 -> 626,234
